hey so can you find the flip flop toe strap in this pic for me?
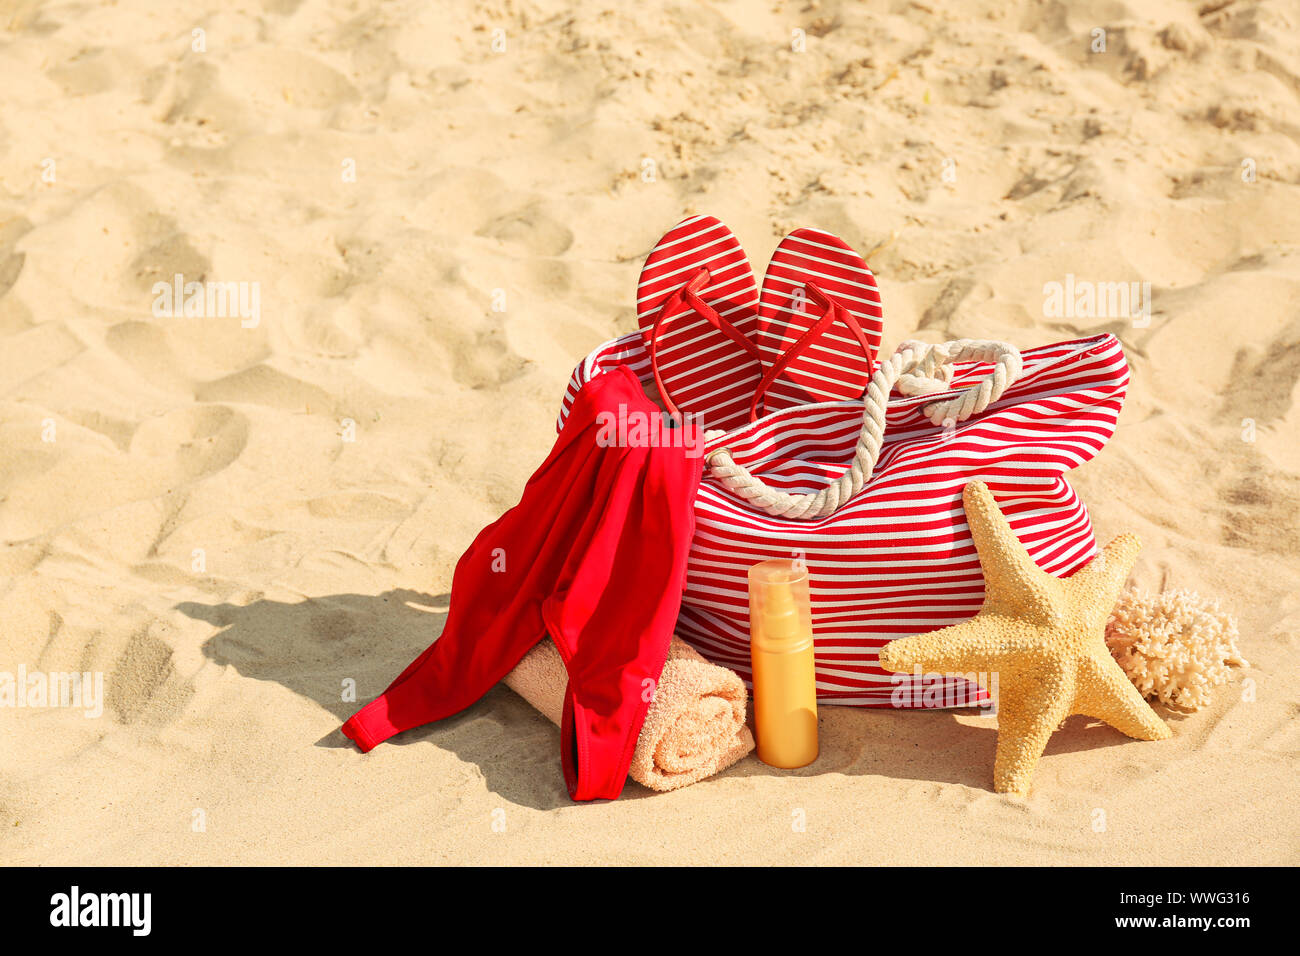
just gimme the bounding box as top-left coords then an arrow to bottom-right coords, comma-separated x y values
649,268 -> 763,421
748,282 -> 877,422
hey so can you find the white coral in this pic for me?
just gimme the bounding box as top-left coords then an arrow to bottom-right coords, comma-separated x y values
1105,588 -> 1247,711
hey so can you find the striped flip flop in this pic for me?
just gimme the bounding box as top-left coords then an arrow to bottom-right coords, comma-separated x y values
755,228 -> 884,414
637,216 -> 763,433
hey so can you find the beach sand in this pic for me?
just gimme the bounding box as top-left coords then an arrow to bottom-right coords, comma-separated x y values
1,0 -> 1297,864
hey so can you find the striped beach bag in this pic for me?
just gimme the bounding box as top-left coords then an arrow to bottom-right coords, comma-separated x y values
559,222 -> 1130,707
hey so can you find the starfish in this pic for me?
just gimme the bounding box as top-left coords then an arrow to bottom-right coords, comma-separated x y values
878,481 -> 1171,795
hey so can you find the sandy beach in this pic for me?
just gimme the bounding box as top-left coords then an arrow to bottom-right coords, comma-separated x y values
1,0 -> 1297,864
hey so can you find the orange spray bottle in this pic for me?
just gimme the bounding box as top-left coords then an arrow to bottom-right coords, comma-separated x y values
748,559 -> 819,768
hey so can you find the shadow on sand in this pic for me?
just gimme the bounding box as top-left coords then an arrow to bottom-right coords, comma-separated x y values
175,589 -> 1174,805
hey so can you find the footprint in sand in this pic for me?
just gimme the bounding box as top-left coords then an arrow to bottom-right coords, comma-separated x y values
128,404 -> 250,482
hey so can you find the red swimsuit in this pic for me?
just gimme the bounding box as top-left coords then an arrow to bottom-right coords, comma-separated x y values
341,366 -> 702,800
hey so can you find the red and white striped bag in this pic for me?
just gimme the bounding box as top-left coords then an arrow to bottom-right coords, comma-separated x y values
558,329 -> 1129,707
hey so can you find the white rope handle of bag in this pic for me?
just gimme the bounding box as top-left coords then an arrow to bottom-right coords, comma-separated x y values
702,339 -> 1024,520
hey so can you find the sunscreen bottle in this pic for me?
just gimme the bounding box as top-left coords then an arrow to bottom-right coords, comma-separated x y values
748,559 -> 819,768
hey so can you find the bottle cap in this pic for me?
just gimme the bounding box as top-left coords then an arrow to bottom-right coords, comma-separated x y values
748,559 -> 814,651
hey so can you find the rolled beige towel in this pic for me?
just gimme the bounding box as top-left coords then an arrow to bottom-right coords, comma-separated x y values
503,635 -> 754,792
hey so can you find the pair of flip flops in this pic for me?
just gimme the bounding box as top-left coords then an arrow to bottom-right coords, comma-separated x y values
637,215 -> 884,433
